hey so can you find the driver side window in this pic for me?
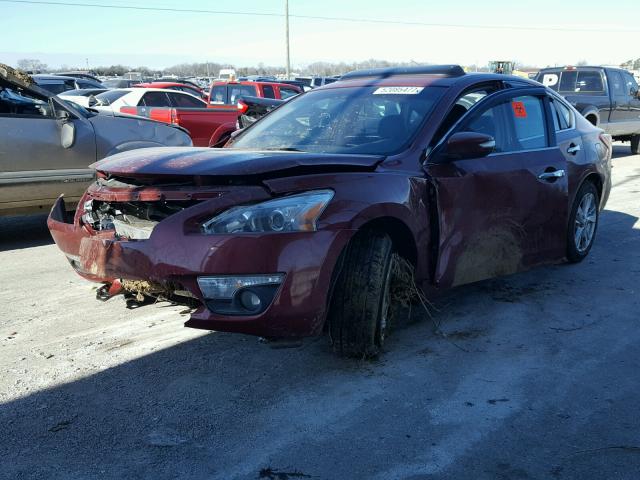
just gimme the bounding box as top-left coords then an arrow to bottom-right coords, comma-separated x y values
432,83 -> 500,145
0,88 -> 53,118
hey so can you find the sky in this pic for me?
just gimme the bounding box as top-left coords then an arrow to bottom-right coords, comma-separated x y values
1,0 -> 639,70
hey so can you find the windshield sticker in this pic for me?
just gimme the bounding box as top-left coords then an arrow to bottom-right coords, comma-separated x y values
512,101 -> 527,118
373,87 -> 424,95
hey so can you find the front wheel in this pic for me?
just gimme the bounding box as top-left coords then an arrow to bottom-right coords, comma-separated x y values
567,182 -> 599,263
328,231 -> 395,358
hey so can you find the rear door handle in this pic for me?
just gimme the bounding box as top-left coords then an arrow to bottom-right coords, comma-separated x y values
538,169 -> 565,180
567,144 -> 581,155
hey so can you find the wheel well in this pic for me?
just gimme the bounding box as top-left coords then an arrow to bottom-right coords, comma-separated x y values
323,216 -> 418,332
358,217 -> 418,266
585,113 -> 598,126
583,173 -> 603,200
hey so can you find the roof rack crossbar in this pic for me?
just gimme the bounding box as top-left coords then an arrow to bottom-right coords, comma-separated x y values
340,65 -> 465,80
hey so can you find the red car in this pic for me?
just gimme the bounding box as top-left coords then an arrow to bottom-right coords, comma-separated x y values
134,82 -> 205,99
48,65 -> 611,357
207,80 -> 301,105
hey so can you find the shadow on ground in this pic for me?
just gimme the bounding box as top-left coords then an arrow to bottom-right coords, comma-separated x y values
0,214 -> 52,252
1,213 -> 639,480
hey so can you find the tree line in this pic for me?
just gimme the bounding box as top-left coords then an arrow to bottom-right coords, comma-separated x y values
15,57 -> 640,78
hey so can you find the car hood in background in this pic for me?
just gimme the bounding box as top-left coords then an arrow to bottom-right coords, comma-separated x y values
92,147 -> 384,178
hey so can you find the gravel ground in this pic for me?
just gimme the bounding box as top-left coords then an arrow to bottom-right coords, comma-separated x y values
1,144 -> 639,480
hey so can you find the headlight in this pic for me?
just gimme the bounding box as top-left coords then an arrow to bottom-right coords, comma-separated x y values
201,190 -> 333,234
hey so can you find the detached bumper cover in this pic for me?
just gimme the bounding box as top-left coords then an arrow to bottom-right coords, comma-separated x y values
48,196 -> 352,338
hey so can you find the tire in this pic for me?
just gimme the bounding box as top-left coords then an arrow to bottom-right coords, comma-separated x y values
328,231 -> 394,358
567,181 -> 599,263
631,135 -> 640,155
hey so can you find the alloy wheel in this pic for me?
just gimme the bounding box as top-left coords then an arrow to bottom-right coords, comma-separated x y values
574,192 -> 597,253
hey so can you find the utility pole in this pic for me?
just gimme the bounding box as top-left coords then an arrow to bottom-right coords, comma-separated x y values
285,0 -> 291,79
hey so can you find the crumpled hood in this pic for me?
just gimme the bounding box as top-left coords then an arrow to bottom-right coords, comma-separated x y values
92,147 -> 384,178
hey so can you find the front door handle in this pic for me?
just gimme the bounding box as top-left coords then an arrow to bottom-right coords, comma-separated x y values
567,144 -> 581,155
538,169 -> 566,180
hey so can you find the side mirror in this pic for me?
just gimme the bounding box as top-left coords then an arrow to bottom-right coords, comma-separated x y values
87,95 -> 98,107
445,131 -> 495,160
61,120 -> 76,149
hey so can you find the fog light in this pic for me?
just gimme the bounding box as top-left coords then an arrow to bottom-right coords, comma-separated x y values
197,274 -> 284,300
239,290 -> 262,311
197,274 -> 284,316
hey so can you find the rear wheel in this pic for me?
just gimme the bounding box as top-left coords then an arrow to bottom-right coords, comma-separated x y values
328,231 -> 395,358
567,182 -> 599,263
631,135 -> 640,155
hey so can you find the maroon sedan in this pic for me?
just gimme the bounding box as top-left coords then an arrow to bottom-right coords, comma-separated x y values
48,65 -> 611,357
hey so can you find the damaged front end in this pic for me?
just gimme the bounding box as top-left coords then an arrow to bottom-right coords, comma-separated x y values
47,172 -> 347,338
49,178 -> 211,309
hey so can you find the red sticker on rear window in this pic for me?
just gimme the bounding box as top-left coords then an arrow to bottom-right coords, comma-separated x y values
512,101 -> 527,118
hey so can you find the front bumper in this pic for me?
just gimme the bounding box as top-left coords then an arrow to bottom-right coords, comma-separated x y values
48,196 -> 353,338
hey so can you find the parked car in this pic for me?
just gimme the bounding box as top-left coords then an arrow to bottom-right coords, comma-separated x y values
55,71 -> 103,84
32,74 -> 104,94
207,80 -> 302,105
48,65 -> 611,357
59,88 -> 109,106
77,88 -> 229,146
101,78 -> 140,89
309,76 -> 339,88
536,66 -> 640,153
133,82 -> 205,99
0,64 -> 192,216
78,88 -> 207,113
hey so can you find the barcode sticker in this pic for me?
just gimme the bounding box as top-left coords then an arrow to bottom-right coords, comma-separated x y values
373,87 -> 424,95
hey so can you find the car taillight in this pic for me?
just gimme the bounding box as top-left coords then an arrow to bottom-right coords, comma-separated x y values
237,100 -> 249,114
599,133 -> 612,150
171,108 -> 179,125
149,108 -> 173,124
120,106 -> 137,115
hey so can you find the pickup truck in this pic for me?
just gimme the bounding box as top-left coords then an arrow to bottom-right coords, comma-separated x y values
119,82 -> 300,147
207,80 -> 302,104
0,65 -> 192,216
536,66 -> 640,153
119,105 -> 240,147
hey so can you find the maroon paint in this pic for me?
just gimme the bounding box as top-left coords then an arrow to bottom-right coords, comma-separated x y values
48,72 -> 612,339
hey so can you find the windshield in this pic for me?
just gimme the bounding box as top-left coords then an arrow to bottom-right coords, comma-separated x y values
230,85 -> 445,155
95,89 -> 129,105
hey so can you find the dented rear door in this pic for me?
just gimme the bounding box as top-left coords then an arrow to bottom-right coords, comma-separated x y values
427,88 -> 568,287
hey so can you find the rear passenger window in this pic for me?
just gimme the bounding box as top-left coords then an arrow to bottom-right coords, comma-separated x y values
460,95 -> 547,153
140,92 -> 171,107
608,71 -> 625,96
169,92 -> 204,108
510,96 -> 547,149
262,85 -> 275,99
575,71 -> 604,93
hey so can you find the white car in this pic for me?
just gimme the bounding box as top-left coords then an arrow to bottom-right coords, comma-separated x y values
68,88 -> 207,113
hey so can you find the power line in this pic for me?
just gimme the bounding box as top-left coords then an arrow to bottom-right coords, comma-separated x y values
3,0 -> 640,33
